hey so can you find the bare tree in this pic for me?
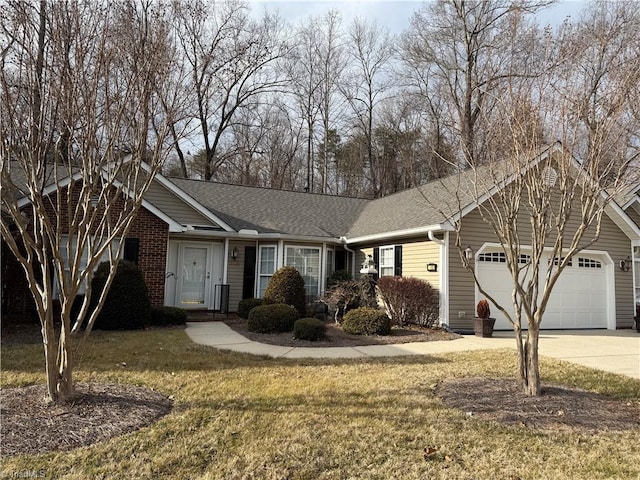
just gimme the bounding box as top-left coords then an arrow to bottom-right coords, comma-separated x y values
315,10 -> 348,194
445,4 -> 640,396
402,0 -> 548,167
287,17 -> 323,192
172,0 -> 290,181
342,18 -> 395,197
0,1 -> 177,402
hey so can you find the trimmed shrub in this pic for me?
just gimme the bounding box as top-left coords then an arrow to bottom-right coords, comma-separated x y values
238,298 -> 263,319
293,317 -> 327,341
377,276 -> 439,328
327,269 -> 352,289
321,276 -> 379,324
247,303 -> 299,333
150,306 -> 187,326
342,307 -> 390,336
90,260 -> 150,330
263,266 -> 306,318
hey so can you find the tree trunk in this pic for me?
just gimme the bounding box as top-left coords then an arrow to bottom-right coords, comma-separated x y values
42,307 -> 75,403
521,327 -> 541,396
42,312 -> 59,402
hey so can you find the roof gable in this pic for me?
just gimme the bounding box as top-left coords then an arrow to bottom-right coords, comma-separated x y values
168,178 -> 369,238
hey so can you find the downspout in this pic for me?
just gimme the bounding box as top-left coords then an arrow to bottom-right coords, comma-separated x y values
340,236 -> 356,277
428,230 -> 449,330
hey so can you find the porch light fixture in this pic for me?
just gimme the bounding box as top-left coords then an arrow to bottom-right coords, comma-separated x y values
360,255 -> 378,275
426,263 -> 438,272
230,246 -> 239,261
619,256 -> 631,272
462,246 -> 474,268
464,246 -> 474,261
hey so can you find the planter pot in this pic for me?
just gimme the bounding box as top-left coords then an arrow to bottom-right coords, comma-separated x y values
474,317 -> 496,338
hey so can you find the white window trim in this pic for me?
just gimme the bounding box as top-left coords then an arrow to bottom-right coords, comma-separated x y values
379,245 -> 395,277
284,245 -> 322,297
53,235 -> 121,299
257,244 -> 277,298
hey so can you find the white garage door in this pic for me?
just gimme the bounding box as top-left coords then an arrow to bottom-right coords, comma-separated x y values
476,249 -> 609,330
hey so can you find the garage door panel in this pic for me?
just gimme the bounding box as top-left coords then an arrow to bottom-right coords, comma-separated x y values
477,250 -> 609,330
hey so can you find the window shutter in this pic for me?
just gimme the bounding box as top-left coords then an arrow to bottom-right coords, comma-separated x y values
373,247 -> 380,280
394,245 -> 403,276
123,238 -> 140,265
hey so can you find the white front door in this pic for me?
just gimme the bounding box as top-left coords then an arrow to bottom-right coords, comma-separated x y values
175,243 -> 224,309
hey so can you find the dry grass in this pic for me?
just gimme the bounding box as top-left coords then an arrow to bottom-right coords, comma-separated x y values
1,326 -> 639,479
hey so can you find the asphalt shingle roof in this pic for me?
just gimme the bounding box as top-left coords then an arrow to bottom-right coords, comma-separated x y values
169,166 -> 489,240
168,178 -> 370,238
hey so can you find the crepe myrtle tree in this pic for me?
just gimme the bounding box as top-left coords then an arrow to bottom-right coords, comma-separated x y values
0,1 -> 178,403
437,3 -> 640,396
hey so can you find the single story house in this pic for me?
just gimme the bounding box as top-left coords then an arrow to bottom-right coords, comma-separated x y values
4,144 -> 640,330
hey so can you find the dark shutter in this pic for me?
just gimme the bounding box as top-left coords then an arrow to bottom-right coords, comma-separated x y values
242,246 -> 257,299
335,251 -> 347,271
373,247 -> 380,280
123,238 -> 140,265
394,245 -> 403,276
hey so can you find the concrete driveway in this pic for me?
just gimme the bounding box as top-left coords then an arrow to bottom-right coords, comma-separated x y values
186,322 -> 640,379
489,329 -> 640,379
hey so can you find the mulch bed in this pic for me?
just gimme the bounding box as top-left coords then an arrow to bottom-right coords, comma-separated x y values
223,317 -> 462,347
437,377 -> 640,433
1,382 -> 172,456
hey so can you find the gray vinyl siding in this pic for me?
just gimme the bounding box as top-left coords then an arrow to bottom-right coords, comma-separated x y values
447,204 -> 635,330
145,182 -> 218,227
625,205 -> 640,230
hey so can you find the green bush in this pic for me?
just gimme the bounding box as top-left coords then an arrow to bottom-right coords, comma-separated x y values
150,306 -> 187,326
293,317 -> 327,341
263,266 -> 306,318
342,307 -> 390,336
247,303 -> 299,333
90,260 -> 150,330
238,298 -> 263,319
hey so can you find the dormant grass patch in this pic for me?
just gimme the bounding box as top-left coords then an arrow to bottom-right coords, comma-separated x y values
1,327 -> 638,479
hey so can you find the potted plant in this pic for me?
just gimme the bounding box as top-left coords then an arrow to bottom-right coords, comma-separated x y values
474,299 -> 496,338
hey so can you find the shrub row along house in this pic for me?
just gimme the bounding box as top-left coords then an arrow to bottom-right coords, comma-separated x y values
3,144 -> 640,331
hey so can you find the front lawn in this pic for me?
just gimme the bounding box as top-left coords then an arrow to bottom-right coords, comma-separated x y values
1,327 -> 639,479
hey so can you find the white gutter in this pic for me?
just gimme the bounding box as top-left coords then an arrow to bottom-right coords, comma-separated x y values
346,224 -> 454,245
340,236 -> 357,276
175,229 -> 345,244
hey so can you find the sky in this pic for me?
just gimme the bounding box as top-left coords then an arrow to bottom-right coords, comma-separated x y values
247,0 -> 588,33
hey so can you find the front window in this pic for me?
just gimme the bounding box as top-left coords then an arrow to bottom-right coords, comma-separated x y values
53,235 -> 120,298
285,246 -> 321,298
379,246 -> 395,277
257,245 -> 276,298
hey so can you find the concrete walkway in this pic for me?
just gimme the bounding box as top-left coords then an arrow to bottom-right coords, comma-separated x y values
185,322 -> 640,379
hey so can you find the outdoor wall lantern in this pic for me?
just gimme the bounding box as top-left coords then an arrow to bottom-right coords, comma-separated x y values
360,255 -> 378,275
462,245 -> 474,268
230,246 -> 239,261
426,263 -> 438,272
619,256 -> 631,272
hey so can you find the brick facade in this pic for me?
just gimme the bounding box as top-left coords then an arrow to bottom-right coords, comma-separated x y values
125,206 -> 168,306
2,184 -> 169,319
